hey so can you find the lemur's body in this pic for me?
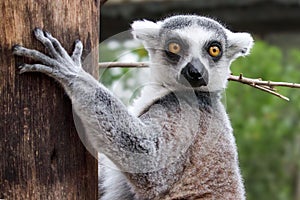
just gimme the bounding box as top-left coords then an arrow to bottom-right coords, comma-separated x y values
100,91 -> 242,200
13,15 -> 253,199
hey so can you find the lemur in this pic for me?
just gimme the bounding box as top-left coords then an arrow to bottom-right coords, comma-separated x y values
13,15 -> 253,200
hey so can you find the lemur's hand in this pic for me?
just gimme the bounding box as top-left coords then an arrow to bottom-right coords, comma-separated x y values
13,28 -> 83,80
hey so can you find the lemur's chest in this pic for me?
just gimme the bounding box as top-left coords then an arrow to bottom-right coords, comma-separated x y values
159,117 -> 240,200
135,91 -> 238,199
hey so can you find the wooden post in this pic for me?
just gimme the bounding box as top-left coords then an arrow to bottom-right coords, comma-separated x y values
0,0 -> 99,199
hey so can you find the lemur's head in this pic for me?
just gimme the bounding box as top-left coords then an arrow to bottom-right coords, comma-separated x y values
131,15 -> 253,91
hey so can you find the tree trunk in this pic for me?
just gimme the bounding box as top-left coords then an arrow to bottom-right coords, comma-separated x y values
0,1 -> 99,199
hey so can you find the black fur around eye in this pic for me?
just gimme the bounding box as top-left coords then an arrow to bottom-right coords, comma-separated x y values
165,50 -> 181,63
164,38 -> 186,63
206,41 -> 223,61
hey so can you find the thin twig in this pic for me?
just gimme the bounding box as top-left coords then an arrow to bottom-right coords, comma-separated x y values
228,74 -> 300,89
98,62 -> 300,101
250,84 -> 290,101
99,62 -> 148,68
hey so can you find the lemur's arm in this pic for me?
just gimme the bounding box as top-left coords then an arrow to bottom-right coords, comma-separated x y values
13,28 -> 166,172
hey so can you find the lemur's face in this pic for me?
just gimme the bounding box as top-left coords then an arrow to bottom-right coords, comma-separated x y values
132,15 -> 253,91
153,25 -> 229,92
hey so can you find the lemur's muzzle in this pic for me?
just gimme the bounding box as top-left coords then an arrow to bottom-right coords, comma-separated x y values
179,58 -> 209,87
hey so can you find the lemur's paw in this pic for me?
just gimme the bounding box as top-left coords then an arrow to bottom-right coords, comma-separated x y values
33,28 -> 83,64
13,28 -> 84,78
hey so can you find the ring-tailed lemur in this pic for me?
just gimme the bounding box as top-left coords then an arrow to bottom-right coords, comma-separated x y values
13,15 -> 253,200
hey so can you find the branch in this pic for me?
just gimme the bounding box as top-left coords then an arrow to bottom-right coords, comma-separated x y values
99,62 -> 148,68
228,74 -> 300,89
99,62 -> 300,101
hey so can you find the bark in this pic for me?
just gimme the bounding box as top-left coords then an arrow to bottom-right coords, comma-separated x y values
0,0 -> 100,199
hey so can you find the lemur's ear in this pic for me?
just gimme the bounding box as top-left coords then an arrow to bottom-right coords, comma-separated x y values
225,29 -> 254,59
131,20 -> 162,45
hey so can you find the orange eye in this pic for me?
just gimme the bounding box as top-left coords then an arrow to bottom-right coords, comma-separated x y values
168,42 -> 181,54
208,45 -> 221,57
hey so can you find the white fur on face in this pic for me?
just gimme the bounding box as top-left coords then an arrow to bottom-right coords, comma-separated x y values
131,16 -> 253,92
146,26 -> 229,92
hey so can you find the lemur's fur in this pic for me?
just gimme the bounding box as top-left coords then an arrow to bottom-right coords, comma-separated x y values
13,15 -> 253,199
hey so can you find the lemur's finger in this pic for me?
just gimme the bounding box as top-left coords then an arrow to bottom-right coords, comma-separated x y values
19,63 -> 53,74
44,30 -> 70,59
19,64 -> 65,81
33,28 -> 61,59
13,45 -> 60,67
71,39 -> 83,66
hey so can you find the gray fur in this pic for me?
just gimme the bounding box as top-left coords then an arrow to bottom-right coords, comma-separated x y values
13,15 -> 254,199
160,15 -> 226,39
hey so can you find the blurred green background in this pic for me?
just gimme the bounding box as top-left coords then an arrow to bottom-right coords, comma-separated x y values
99,37 -> 300,199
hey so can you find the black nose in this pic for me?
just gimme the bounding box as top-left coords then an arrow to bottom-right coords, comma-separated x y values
179,59 -> 209,87
186,63 -> 202,79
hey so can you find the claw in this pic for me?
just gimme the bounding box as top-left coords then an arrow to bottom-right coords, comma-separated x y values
33,27 -> 42,33
12,44 -> 25,55
44,31 -> 52,38
33,27 -> 45,39
74,39 -> 83,49
12,44 -> 21,49
75,39 -> 81,44
12,44 -> 21,53
18,64 -> 25,69
18,64 -> 29,74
